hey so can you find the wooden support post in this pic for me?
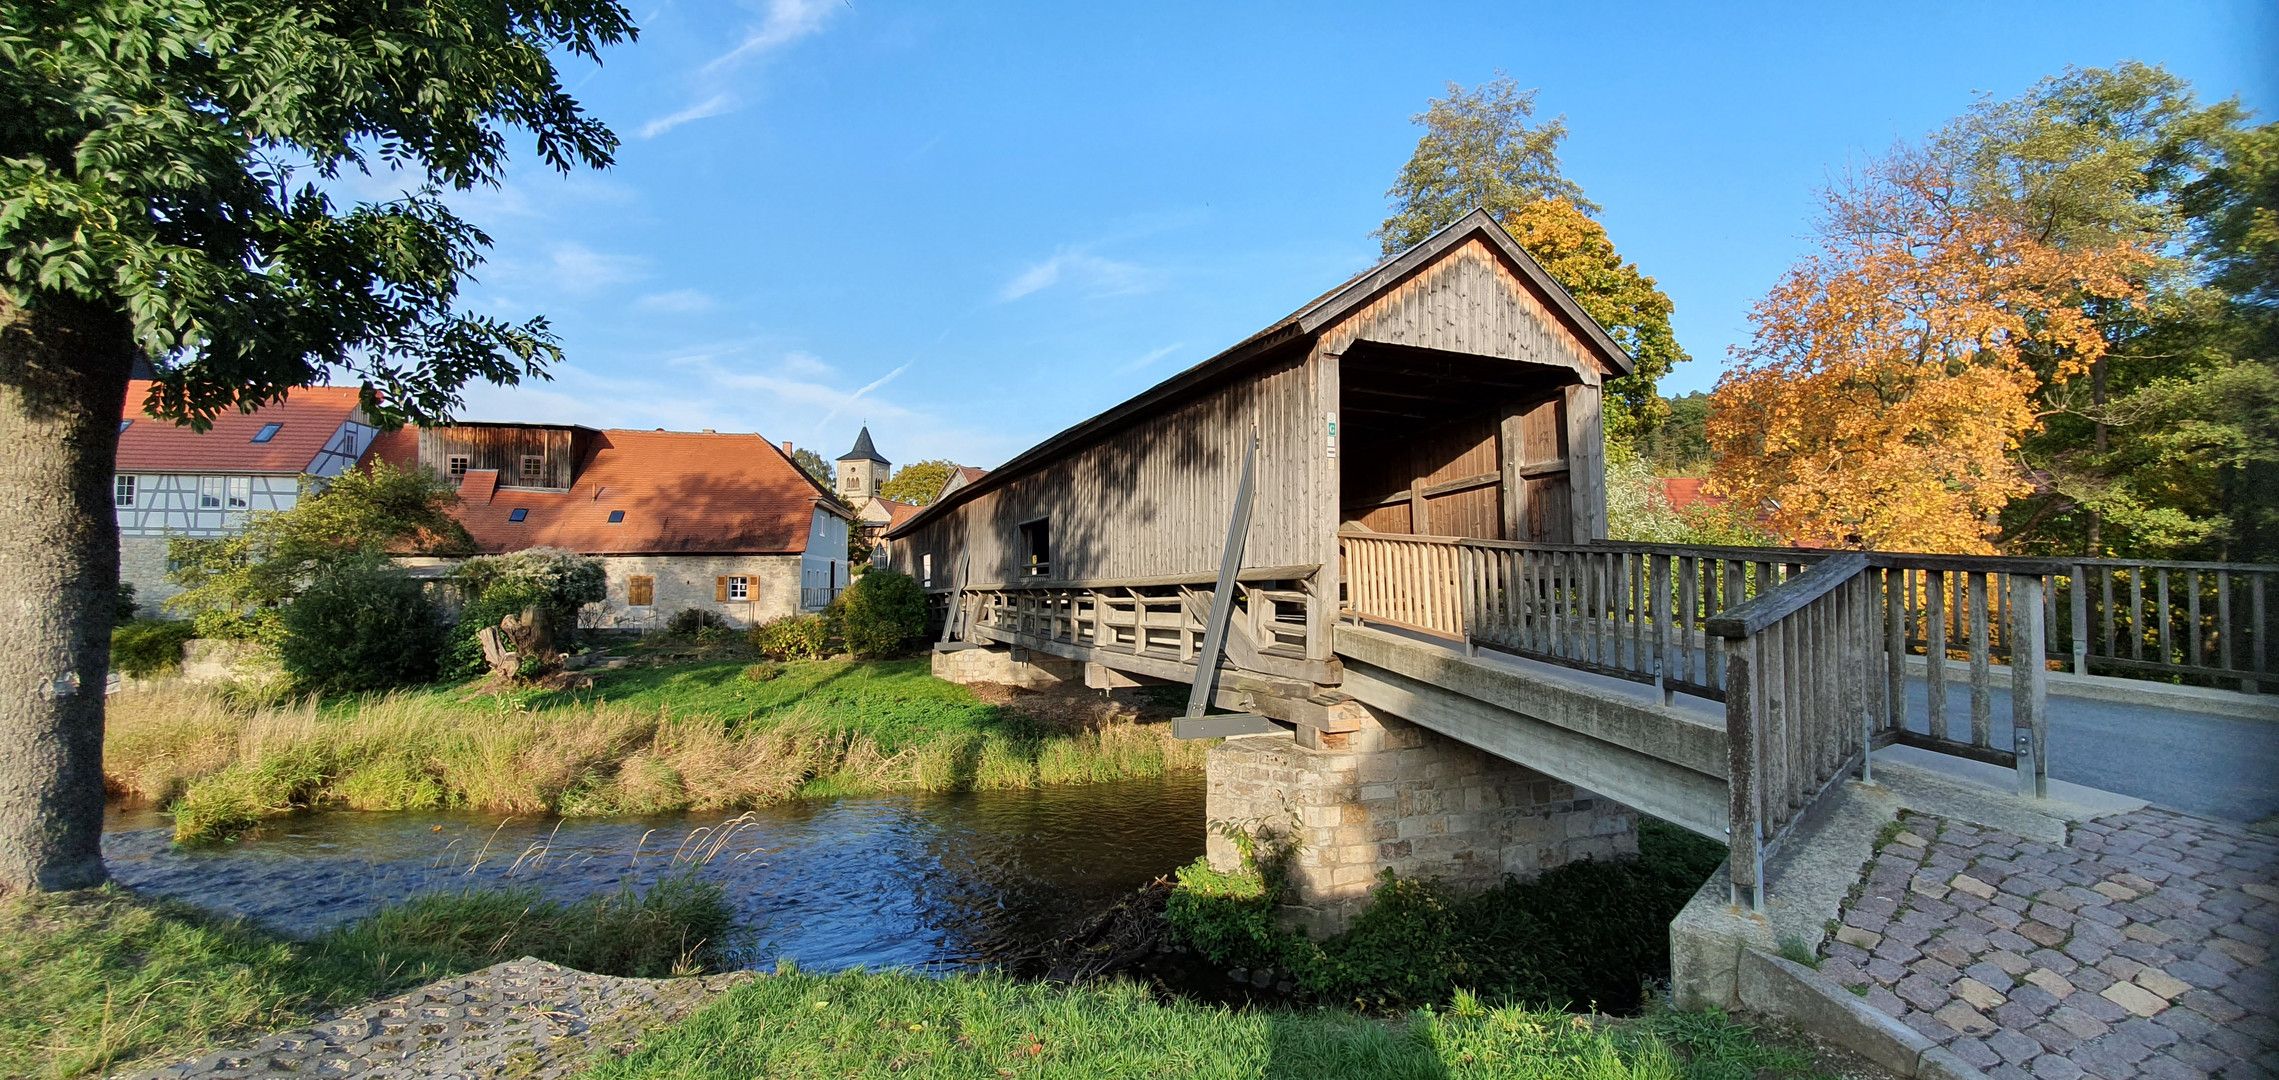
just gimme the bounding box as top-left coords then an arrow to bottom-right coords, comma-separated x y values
1727,644 -> 1762,910
1180,428 -> 1270,738
1884,568 -> 1905,742
2011,574 -> 2050,798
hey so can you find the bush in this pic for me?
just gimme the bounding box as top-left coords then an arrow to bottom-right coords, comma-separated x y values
444,549 -> 606,676
111,619 -> 198,677
277,561 -> 444,693
749,614 -> 831,660
742,662 -> 783,682
1165,818 -> 1729,1012
666,607 -> 730,636
115,581 -> 140,621
832,569 -> 926,657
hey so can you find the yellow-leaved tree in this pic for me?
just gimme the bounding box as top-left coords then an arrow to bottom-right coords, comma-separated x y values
1708,151 -> 2148,553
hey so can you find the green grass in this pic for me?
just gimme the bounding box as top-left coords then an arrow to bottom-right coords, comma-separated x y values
580,968 -> 1822,1080
108,659 -> 1209,842
0,875 -> 737,1079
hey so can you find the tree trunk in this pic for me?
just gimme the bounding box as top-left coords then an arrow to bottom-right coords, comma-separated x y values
0,292 -> 135,892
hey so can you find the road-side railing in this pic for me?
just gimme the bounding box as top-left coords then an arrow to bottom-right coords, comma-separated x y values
2067,560 -> 2273,693
1339,532 -> 1467,639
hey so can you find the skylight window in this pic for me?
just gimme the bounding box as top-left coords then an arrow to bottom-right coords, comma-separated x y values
118,420 -> 132,433
607,510 -> 626,523
251,422 -> 282,443
509,508 -> 529,522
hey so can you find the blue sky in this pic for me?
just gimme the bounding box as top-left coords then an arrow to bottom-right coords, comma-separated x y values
417,1 -> 2276,472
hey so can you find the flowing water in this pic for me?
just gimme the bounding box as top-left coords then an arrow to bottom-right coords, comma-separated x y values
100,774 -> 1205,972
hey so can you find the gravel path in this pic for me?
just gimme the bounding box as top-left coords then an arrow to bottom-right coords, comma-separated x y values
1818,807 -> 2277,1080
124,959 -> 749,1080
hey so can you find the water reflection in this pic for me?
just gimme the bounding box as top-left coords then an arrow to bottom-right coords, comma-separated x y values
101,774 -> 1205,973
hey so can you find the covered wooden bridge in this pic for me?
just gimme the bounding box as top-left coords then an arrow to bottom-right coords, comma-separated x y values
886,211 -> 2277,929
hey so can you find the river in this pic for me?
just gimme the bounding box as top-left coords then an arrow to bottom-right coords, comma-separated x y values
100,773 -> 1206,972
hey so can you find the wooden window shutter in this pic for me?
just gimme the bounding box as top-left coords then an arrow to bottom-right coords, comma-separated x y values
628,575 -> 654,606
715,576 -> 728,602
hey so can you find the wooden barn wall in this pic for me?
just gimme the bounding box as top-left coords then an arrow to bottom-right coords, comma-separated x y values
418,426 -> 578,490
892,354 -> 1320,587
1322,239 -> 1603,386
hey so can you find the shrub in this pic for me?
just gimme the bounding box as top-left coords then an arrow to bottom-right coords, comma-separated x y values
277,560 -> 444,693
833,569 -> 925,657
666,607 -> 730,636
111,619 -> 199,677
742,662 -> 783,682
749,614 -> 831,660
445,549 -> 606,676
115,581 -> 140,621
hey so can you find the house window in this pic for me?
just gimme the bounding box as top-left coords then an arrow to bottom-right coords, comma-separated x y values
608,510 -> 626,523
520,455 -> 544,482
251,423 -> 282,444
199,476 -> 223,509
114,475 -> 136,508
1019,518 -> 1051,578
447,455 -> 469,482
728,576 -> 749,601
627,575 -> 655,607
226,476 -> 250,510
508,508 -> 529,522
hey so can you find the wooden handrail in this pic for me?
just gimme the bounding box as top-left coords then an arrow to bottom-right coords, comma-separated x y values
1706,553 -> 1870,639
954,563 -> 1319,593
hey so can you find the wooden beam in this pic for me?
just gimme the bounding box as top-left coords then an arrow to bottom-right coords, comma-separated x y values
1415,471 -> 1499,499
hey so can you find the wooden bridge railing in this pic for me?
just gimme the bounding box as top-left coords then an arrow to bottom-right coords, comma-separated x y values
943,565 -> 1322,675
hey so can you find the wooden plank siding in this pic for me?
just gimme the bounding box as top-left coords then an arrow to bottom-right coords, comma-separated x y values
1321,239 -> 1604,388
418,425 -> 592,491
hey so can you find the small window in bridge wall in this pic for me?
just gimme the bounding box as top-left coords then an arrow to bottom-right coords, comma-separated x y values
1019,518 -> 1051,578
922,553 -> 932,588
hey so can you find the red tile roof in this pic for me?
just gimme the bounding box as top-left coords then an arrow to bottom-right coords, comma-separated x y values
451,429 -> 843,555
883,499 -> 923,530
117,380 -> 367,473
1658,478 -> 1721,512
954,466 -> 988,485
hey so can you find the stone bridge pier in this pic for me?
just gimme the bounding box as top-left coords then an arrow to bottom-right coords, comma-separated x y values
1206,706 -> 1639,935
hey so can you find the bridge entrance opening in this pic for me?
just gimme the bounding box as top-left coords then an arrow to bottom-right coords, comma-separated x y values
1337,343 -> 1581,543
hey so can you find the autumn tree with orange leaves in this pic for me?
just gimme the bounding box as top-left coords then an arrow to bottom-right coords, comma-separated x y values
1707,152 -> 2150,553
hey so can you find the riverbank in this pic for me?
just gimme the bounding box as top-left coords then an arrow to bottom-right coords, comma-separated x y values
105,658 -> 1206,843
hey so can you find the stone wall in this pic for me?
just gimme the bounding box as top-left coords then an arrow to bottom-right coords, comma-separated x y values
929,644 -> 1083,689
1207,706 -> 1638,935
585,553 -> 804,631
120,534 -> 179,615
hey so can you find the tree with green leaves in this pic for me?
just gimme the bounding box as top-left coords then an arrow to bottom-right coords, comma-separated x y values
1378,77 -> 1687,455
166,461 -> 473,641
1930,64 -> 2265,558
0,0 -> 634,891
791,447 -> 835,488
879,459 -> 956,506
1377,74 -> 1591,253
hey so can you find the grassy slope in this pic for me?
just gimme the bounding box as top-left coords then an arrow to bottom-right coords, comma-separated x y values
581,969 -> 1820,1080
0,877 -> 739,1080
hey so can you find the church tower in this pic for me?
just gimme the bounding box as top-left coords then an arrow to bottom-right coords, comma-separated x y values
836,426 -> 888,504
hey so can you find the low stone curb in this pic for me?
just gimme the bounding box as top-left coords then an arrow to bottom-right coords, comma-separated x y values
1740,948 -> 1990,1080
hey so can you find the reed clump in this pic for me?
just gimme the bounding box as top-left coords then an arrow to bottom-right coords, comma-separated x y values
104,666 -> 1208,843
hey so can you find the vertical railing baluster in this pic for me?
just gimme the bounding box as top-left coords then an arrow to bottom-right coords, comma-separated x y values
2157,568 -> 2173,670
1927,570 -> 1948,741
2218,569 -> 2234,684
1969,572 -> 1992,751
2253,573 -> 2267,695
1885,568 -> 1905,738
1727,637 -> 1761,911
1652,554 -> 1672,704
2187,569 -> 2203,672
2071,565 -> 2090,676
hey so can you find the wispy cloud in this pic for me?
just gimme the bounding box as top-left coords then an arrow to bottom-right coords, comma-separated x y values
1119,343 -> 1183,373
546,243 -> 646,293
638,93 -> 737,139
998,249 -> 1158,302
634,288 -> 717,313
702,0 -> 842,73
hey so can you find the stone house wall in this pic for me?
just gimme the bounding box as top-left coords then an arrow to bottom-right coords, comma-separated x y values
585,554 -> 806,631
120,534 -> 180,615
1207,706 -> 1639,935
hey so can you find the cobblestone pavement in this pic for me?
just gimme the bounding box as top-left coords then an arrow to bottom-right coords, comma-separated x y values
1817,807 -> 2278,1080
126,959 -> 750,1080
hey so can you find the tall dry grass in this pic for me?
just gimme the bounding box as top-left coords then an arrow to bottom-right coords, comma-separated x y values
103,683 -> 1209,843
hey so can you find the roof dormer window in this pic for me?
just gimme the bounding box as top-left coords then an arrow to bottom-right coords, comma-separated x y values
508,508 -> 529,522
251,422 -> 282,443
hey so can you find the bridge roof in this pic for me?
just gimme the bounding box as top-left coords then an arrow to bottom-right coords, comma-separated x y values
887,209 -> 1635,540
